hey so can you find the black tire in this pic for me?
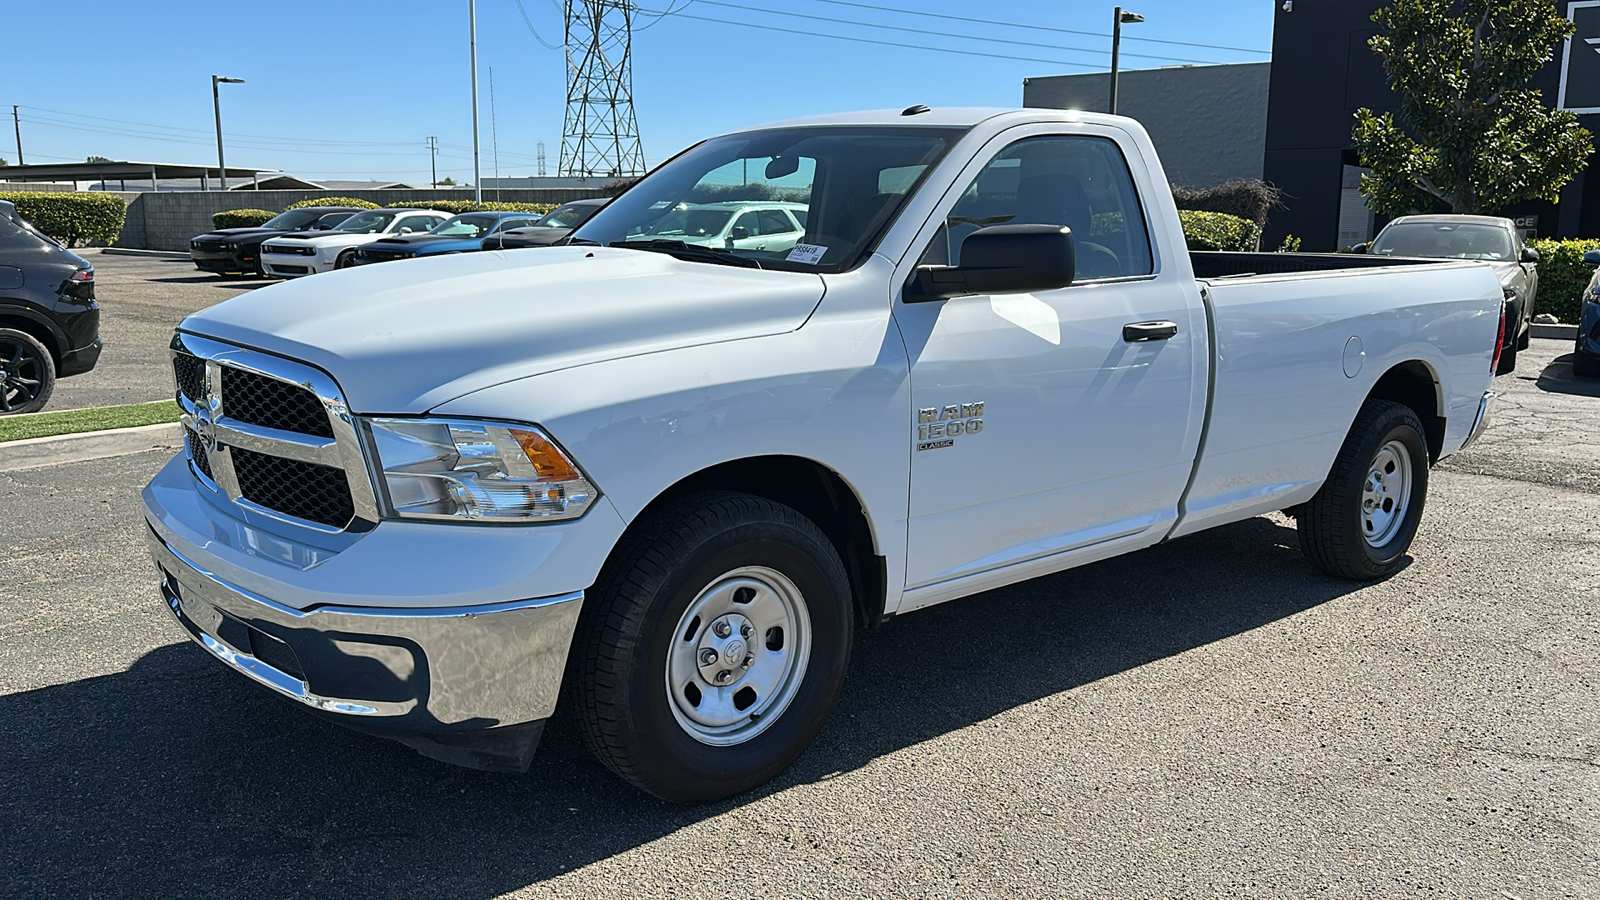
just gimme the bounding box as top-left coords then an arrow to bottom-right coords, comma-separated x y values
571,492 -> 853,804
0,328 -> 56,416
335,250 -> 357,269
253,256 -> 268,278
1297,399 -> 1429,580
1575,344 -> 1600,378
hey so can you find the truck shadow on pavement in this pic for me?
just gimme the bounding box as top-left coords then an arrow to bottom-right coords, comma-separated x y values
0,515 -> 1368,897
1534,353 -> 1600,398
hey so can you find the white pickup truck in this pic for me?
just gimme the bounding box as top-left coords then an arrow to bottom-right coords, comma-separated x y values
142,107 -> 1503,803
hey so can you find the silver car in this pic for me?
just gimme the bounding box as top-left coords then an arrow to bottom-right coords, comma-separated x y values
1361,214 -> 1537,373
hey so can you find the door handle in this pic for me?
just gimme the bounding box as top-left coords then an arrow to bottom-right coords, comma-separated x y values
1122,321 -> 1179,342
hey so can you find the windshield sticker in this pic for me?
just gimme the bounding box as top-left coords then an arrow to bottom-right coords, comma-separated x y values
786,243 -> 828,264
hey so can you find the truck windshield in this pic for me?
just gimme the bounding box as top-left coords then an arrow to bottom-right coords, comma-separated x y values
571,125 -> 966,272
1370,222 -> 1514,261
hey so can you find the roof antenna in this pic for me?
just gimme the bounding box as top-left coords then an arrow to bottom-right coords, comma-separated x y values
901,104 -> 932,116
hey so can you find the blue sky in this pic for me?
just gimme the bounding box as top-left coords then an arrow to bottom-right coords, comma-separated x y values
3,1 -> 1272,184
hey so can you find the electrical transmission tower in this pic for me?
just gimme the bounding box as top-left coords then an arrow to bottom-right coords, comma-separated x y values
560,0 -> 645,178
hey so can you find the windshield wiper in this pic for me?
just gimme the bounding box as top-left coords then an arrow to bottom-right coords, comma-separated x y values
607,239 -> 761,268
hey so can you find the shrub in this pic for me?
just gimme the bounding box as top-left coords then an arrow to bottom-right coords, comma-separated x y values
1179,210 -> 1261,252
1276,234 -> 1303,252
211,208 -> 274,229
284,196 -> 379,211
402,199 -> 559,215
0,191 -> 126,246
1528,238 -> 1599,323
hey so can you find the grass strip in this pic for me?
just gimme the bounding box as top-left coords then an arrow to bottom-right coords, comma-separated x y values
0,400 -> 179,443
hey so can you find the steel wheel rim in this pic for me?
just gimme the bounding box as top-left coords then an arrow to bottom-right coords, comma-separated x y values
0,339 -> 45,413
665,565 -> 811,747
1361,439 -> 1412,547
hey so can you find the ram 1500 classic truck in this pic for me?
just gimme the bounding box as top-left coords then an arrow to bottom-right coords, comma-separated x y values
142,107 -> 1503,803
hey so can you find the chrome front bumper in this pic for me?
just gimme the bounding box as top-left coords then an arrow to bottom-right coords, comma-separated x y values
147,525 -> 583,770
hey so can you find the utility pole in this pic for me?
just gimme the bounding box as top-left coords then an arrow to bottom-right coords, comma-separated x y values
489,65 -> 500,200
469,0 -> 482,202
1109,7 -> 1143,115
212,75 -> 245,191
11,106 -> 22,165
427,136 -> 439,188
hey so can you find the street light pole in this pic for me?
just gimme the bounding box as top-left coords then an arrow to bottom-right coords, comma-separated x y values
469,0 -> 482,203
212,75 -> 245,191
1109,7 -> 1144,115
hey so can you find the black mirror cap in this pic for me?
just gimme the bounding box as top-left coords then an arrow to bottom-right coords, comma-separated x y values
1351,242 -> 1369,254
1583,249 -> 1600,268
1521,245 -> 1541,263
907,224 -> 1076,302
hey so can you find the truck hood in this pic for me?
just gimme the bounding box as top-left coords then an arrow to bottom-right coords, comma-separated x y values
179,246 -> 825,412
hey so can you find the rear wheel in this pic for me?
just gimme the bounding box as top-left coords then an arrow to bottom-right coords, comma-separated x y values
571,492 -> 853,804
0,328 -> 56,416
1297,399 -> 1429,580
1575,343 -> 1600,378
1496,307 -> 1520,375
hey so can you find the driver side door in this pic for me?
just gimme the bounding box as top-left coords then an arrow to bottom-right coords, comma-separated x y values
892,127 -> 1207,604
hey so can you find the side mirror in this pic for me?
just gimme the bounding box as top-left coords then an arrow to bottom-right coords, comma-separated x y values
1583,249 -> 1600,268
905,224 -> 1076,302
1351,242 -> 1369,254
730,225 -> 750,240
399,227 -> 414,234
1521,246 -> 1540,263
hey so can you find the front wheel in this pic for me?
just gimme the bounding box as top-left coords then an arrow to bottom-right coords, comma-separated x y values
1575,342 -> 1600,378
0,328 -> 57,416
571,492 -> 853,804
335,250 -> 357,269
1297,399 -> 1429,580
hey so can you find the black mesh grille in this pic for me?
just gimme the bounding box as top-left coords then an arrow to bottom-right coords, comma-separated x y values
173,354 -> 206,402
222,367 -> 334,438
232,447 -> 354,528
247,627 -> 305,680
185,429 -> 213,481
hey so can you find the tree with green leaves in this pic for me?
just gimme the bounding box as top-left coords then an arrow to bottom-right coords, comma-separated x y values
1353,0 -> 1592,216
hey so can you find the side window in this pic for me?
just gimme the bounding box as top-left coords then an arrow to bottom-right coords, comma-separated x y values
731,211 -> 760,238
759,209 -> 796,235
935,135 -> 1153,280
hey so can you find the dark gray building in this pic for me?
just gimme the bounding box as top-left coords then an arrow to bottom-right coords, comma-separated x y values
1022,62 -> 1271,188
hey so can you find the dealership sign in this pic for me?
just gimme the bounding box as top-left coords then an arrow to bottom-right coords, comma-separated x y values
1560,1 -> 1600,113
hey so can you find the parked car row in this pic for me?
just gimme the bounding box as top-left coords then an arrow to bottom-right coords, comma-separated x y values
189,198 -> 610,279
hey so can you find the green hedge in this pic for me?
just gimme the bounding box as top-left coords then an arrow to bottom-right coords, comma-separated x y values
1179,210 -> 1260,252
0,191 -> 126,246
284,196 -> 379,211
403,199 -> 557,215
1527,238 -> 1597,324
212,208 -> 274,229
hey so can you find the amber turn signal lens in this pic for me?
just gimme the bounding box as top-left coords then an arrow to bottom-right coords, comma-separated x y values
509,428 -> 581,481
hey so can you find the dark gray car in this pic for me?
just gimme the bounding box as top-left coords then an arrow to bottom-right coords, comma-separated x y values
1361,214 -> 1537,374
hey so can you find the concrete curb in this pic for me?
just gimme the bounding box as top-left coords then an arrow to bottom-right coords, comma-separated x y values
98,248 -> 189,259
1531,323 -> 1579,341
0,422 -> 181,473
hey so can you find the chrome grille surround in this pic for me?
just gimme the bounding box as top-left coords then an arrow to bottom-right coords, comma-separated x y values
170,332 -> 379,533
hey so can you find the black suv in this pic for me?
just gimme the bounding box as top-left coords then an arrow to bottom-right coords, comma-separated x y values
0,200 -> 100,414
189,207 -> 358,277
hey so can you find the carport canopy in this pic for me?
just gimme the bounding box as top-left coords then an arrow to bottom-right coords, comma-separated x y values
0,160 -> 280,190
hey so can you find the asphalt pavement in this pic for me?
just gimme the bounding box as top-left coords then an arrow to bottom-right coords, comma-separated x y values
1,341 -> 1596,898
47,252 -> 265,411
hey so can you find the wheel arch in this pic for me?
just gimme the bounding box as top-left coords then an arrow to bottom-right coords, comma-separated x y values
617,455 -> 889,630
1365,360 -> 1445,462
0,309 -> 65,371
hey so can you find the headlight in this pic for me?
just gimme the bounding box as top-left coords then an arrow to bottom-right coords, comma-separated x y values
365,418 -> 597,522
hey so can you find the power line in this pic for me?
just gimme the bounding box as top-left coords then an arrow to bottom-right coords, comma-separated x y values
19,105 -> 428,149
797,0 -> 1271,55
17,115 -> 431,157
635,8 -> 1103,69
515,0 -> 563,49
674,0 -> 1220,64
